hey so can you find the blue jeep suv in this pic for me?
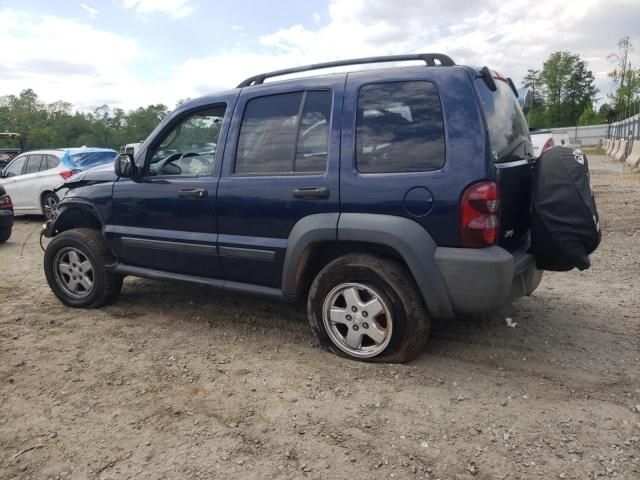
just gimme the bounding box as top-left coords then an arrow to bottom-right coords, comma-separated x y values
43,54 -> 542,362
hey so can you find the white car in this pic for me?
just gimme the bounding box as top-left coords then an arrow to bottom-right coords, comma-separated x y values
530,129 -> 555,158
0,148 -> 117,218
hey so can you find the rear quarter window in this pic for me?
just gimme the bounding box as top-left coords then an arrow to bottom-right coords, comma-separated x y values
475,78 -> 530,163
356,81 -> 445,173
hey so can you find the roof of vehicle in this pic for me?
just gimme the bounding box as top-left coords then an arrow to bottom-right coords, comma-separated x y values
0,132 -> 21,138
9,147 -> 116,160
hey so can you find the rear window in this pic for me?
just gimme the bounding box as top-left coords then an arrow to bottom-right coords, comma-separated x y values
235,90 -> 331,175
475,78 -> 530,163
68,151 -> 116,169
356,81 -> 445,173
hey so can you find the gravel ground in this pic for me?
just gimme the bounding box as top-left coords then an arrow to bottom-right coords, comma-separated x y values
1,154 -> 639,480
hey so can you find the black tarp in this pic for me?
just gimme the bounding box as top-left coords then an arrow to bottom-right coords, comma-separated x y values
530,147 -> 601,271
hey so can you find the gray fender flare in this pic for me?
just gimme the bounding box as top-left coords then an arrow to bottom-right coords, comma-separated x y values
338,213 -> 454,319
45,199 -> 104,237
281,213 -> 339,297
282,212 -> 454,319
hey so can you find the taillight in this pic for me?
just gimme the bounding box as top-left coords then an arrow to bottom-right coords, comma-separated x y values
542,137 -> 555,153
0,195 -> 12,208
59,169 -> 79,181
460,181 -> 500,248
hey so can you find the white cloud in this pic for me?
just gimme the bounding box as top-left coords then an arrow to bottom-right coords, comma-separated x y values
2,0 -> 639,112
0,8 -> 151,110
122,0 -> 193,19
79,3 -> 99,19
171,0 -> 638,105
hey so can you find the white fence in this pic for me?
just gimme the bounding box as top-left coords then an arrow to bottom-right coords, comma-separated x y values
545,114 -> 640,148
548,125 -> 609,147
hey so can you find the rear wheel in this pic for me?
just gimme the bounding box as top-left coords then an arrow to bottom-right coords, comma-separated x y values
307,253 -> 430,363
44,228 -> 122,308
41,192 -> 59,219
0,226 -> 11,243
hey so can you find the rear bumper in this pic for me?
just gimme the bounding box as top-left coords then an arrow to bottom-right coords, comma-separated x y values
434,245 -> 542,316
0,208 -> 14,228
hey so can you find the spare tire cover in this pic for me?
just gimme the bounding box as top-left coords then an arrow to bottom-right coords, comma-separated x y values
530,146 -> 601,271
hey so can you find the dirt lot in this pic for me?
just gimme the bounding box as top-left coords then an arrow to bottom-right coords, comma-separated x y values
1,154 -> 639,480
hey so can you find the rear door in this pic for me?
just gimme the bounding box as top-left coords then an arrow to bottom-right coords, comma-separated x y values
216,76 -> 343,288
475,76 -> 534,251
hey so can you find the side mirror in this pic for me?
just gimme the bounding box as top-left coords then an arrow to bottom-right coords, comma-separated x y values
115,153 -> 137,178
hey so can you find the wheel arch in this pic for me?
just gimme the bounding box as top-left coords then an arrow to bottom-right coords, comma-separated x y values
282,213 -> 454,319
47,199 -> 103,237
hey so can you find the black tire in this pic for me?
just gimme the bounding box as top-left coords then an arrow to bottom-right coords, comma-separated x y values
0,226 -> 11,243
307,253 -> 430,363
41,191 -> 59,219
44,228 -> 123,308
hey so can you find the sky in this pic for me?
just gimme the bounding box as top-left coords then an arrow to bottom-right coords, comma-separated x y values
0,0 -> 639,112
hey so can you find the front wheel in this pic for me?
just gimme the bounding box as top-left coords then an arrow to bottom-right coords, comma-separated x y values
44,228 -> 122,308
307,254 -> 430,363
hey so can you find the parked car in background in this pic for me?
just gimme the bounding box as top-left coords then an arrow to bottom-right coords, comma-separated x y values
0,132 -> 25,169
42,53 -> 543,363
0,184 -> 14,242
530,129 -> 555,157
119,142 -> 143,156
0,147 -> 117,218
552,131 -> 571,147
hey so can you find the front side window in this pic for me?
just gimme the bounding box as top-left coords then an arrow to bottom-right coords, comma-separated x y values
235,90 -> 331,175
148,105 -> 226,176
3,156 -> 27,177
24,154 -> 43,174
356,81 -> 445,173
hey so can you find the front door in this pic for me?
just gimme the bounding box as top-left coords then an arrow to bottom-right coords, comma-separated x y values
0,154 -> 28,210
216,75 -> 344,288
107,101 -> 233,279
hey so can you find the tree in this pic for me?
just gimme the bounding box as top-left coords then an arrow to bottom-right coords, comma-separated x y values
522,69 -> 542,106
0,88 -> 170,150
538,52 -> 598,127
608,37 -> 634,112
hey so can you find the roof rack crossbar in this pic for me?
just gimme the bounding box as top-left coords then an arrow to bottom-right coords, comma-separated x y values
236,53 -> 455,88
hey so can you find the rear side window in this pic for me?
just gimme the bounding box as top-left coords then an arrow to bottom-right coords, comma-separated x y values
475,78 -> 530,163
235,90 -> 331,175
24,154 -> 43,174
47,155 -> 60,170
356,81 -> 445,173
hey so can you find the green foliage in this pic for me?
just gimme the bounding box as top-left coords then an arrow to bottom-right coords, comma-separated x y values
522,51 -> 600,128
578,107 -> 602,126
607,37 -> 640,115
0,89 -> 169,150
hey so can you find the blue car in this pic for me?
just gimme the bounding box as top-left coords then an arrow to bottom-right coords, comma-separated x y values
42,54 -> 541,362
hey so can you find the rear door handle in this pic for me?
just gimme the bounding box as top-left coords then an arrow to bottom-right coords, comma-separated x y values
178,188 -> 208,198
292,186 -> 330,199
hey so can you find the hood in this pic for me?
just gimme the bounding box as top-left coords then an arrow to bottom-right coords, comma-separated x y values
54,161 -> 117,192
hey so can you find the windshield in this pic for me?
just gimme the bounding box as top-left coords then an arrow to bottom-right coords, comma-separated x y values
68,151 -> 117,169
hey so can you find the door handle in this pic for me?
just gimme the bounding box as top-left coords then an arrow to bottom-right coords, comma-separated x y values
292,186 -> 330,199
178,188 -> 208,198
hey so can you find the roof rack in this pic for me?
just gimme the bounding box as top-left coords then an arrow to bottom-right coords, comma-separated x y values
237,53 -> 455,88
